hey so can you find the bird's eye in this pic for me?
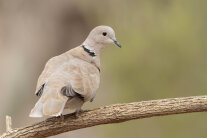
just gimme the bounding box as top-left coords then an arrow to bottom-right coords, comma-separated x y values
102,32 -> 107,36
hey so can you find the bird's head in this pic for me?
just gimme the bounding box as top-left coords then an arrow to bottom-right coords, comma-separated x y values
83,26 -> 121,55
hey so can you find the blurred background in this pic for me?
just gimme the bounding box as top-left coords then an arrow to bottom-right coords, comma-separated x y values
0,0 -> 207,137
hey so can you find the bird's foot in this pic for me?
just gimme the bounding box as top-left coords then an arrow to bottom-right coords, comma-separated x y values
90,97 -> 94,102
57,114 -> 64,121
74,110 -> 81,118
74,109 -> 86,118
73,109 -> 90,118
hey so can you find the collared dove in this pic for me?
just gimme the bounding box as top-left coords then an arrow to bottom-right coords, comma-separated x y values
29,25 -> 121,117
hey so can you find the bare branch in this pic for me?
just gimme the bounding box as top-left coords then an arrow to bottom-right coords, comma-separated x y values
1,95 -> 207,138
5,116 -> 12,132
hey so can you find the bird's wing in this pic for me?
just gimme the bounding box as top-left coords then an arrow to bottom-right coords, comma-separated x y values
30,61 -> 70,117
30,85 -> 68,117
30,57 -> 100,117
65,58 -> 100,101
35,54 -> 68,95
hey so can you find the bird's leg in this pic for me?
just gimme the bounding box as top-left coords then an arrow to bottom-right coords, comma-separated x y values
90,97 -> 94,102
57,114 -> 64,121
74,109 -> 83,118
74,108 -> 91,118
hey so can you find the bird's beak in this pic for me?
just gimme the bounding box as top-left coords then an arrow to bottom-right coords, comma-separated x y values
113,39 -> 121,48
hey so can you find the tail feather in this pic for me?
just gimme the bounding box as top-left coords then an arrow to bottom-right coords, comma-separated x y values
29,102 -> 44,117
42,98 -> 67,117
65,97 -> 84,111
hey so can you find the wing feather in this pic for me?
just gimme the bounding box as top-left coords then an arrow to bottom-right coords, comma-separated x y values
35,54 -> 68,95
31,48 -> 100,117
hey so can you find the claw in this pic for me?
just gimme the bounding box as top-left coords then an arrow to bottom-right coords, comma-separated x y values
74,109 -> 84,118
57,114 -> 64,121
90,97 -> 94,102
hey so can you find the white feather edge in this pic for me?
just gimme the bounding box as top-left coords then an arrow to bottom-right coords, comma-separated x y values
29,99 -> 67,118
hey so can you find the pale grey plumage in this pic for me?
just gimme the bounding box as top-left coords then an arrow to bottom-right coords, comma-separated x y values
29,25 -> 121,117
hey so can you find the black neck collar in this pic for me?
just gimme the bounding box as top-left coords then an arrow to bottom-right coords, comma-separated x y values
82,45 -> 96,57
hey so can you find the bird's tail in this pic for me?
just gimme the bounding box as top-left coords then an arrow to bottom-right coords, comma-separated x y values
29,101 -> 44,117
29,95 -> 68,117
64,97 -> 84,111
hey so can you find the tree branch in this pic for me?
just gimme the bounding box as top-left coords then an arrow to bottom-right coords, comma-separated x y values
5,116 -> 12,132
1,95 -> 207,138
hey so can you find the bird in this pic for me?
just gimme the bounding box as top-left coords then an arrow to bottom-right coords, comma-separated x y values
29,25 -> 121,118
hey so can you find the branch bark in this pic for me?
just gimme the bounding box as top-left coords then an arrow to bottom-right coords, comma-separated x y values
1,95 -> 207,138
5,116 -> 12,132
